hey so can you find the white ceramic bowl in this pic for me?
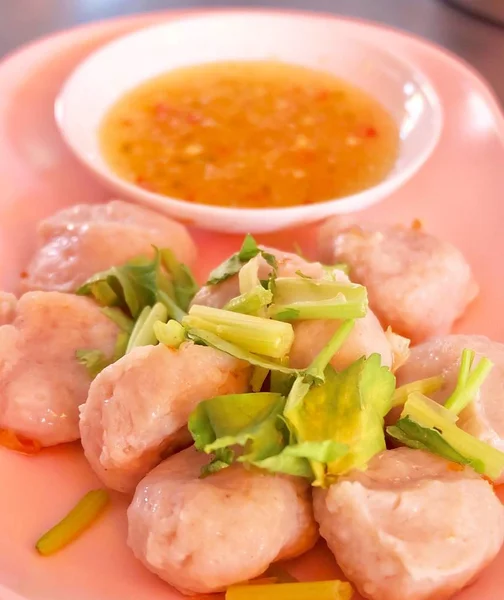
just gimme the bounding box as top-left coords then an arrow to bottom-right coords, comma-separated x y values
55,12 -> 443,233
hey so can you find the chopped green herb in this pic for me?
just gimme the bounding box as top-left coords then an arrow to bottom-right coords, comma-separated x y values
184,305 -> 294,359
444,349 -> 494,415
126,302 -> 169,352
206,235 -> 278,285
395,392 -> 504,480
154,319 -> 186,348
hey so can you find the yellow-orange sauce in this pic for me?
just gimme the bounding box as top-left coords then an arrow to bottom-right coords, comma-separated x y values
100,61 -> 399,208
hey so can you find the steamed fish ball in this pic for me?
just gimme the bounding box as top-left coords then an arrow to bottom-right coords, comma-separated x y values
23,199 -> 197,293
0,291 -> 119,446
314,447 -> 504,600
127,446 -> 318,595
318,217 -> 478,343
79,342 -> 251,493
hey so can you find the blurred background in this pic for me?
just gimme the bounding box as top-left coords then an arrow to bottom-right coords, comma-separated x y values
1,0 -> 503,103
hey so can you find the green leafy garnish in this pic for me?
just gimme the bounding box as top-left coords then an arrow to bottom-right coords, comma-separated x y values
252,440 -> 347,478
188,319 -> 392,486
100,307 -> 134,333
187,328 -> 300,375
77,248 -> 195,322
390,392 -> 504,480
268,278 -> 368,321
224,286 -> 273,316
183,305 -> 294,359
154,319 -> 186,348
444,349 -> 494,415
77,255 -> 160,318
387,416 -> 479,468
126,302 -> 168,353
76,349 -> 110,379
189,392 -> 286,464
76,331 -> 129,379
159,248 -> 198,311
206,235 -> 277,285
285,354 -> 395,484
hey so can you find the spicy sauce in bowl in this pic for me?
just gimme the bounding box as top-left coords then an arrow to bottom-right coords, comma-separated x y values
56,12 -> 442,232
100,61 -> 399,209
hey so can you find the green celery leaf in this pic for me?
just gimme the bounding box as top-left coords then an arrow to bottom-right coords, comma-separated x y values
77,254 -> 160,318
76,331 -> 129,379
285,354 -> 395,480
285,440 -> 348,462
159,248 -> 199,311
100,307 -> 134,333
206,235 -> 278,285
252,452 -> 313,478
77,248 -> 196,322
252,441 -> 346,479
76,349 -> 110,379
386,417 -> 478,468
188,392 -> 287,469
238,234 -> 261,260
200,448 -> 235,478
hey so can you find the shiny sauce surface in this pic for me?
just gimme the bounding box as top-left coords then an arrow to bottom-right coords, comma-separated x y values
100,61 -> 399,208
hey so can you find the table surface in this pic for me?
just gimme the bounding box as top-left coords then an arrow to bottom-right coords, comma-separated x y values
1,0 -> 503,104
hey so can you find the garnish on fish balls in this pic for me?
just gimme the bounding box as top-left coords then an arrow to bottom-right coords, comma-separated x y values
393,335 -> 504,482
189,321 -> 396,486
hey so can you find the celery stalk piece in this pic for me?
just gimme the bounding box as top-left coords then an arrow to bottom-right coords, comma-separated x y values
226,580 -> 353,600
100,307 -> 134,333
36,490 -> 109,555
273,278 -> 365,303
239,255 -> 262,294
402,392 -> 504,480
126,302 -> 168,352
269,278 -> 367,321
224,285 -> 273,316
392,375 -> 444,408
269,298 -> 366,321
154,319 -> 186,348
304,320 -> 355,382
444,349 -> 494,415
184,305 -> 294,359
125,306 -> 150,353
187,328 -> 300,375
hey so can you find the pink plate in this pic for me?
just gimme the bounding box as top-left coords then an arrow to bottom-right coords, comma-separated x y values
1,9 -> 504,600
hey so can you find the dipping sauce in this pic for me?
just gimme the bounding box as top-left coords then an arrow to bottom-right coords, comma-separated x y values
100,61 -> 399,208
